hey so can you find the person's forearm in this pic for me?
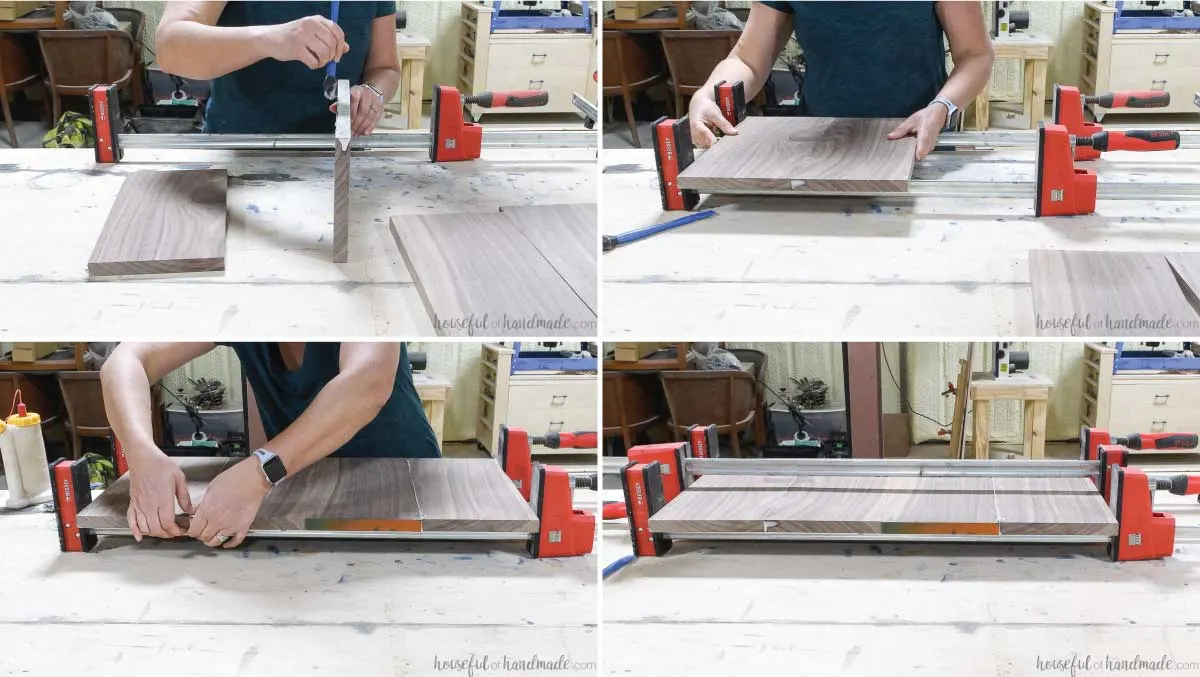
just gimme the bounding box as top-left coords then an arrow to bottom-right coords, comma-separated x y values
698,56 -> 765,105
937,49 -> 994,110
363,66 -> 401,102
99,352 -> 160,464
157,23 -> 273,80
259,371 -> 393,476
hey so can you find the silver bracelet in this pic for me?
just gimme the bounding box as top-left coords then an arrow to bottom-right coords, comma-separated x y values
363,82 -> 385,101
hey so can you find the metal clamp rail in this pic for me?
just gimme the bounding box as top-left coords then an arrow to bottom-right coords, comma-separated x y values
938,129 -> 1200,150
87,528 -> 533,541
656,532 -> 1114,544
681,458 -> 1100,478
117,129 -> 596,153
694,180 -> 1200,202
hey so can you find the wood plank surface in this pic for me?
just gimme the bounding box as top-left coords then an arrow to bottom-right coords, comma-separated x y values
1029,250 -> 1200,337
87,169 -> 227,277
677,117 -> 916,194
648,476 -> 1117,536
389,210 -> 597,336
332,80 -> 350,263
1165,253 -> 1200,310
78,457 -> 537,534
499,203 -> 598,313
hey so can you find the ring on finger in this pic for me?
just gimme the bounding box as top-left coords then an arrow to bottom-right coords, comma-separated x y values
213,532 -> 231,545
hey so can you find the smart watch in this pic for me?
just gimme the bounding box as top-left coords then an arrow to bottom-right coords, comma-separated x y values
253,448 -> 287,487
363,82 -> 385,102
931,96 -> 960,131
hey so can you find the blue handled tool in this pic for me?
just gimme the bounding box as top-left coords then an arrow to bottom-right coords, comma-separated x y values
602,209 -> 717,252
323,0 -> 341,100
602,554 -> 637,580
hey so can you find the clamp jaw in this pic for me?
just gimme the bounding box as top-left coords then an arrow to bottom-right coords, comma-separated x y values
497,425 -> 596,558
429,85 -> 549,162
51,437 -> 130,552
1098,444 -> 1200,561
653,81 -> 749,212
620,440 -> 697,556
89,84 -> 123,164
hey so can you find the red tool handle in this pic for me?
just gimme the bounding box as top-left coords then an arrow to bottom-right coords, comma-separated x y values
1154,475 -> 1200,496
1092,91 -> 1171,109
1087,130 -> 1180,152
465,90 -> 549,108
532,431 -> 598,449
602,502 -> 627,520
1124,432 -> 1199,450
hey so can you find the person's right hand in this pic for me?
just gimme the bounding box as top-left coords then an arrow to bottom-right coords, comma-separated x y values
126,449 -> 194,542
264,15 -> 349,70
688,93 -> 738,149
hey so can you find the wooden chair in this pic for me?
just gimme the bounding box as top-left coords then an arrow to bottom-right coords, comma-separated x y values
56,371 -> 110,460
602,30 -> 666,148
602,371 -> 665,452
660,369 -> 757,457
725,347 -> 768,448
37,29 -> 136,122
105,7 -> 148,105
658,29 -> 740,119
0,32 -> 44,148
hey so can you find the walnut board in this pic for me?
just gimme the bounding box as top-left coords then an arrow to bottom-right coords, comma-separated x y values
390,207 -> 597,336
649,475 -> 1117,536
677,117 -> 917,194
1029,250 -> 1200,337
88,169 -> 228,277
77,457 -> 538,534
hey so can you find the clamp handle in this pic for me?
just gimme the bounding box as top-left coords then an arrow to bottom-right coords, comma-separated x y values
464,90 -> 549,109
1123,432 -> 1199,450
1153,474 -> 1200,496
1080,129 -> 1180,152
532,431 -> 598,449
1086,91 -> 1171,109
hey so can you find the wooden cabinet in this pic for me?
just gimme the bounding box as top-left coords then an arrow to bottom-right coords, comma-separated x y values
1082,1 -> 1200,119
458,1 -> 596,116
1082,343 -> 1200,440
476,344 -> 597,456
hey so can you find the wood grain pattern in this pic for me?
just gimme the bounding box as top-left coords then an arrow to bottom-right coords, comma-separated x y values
499,203 -> 598,313
332,79 -> 350,264
677,117 -> 916,194
390,210 -> 597,336
1029,250 -> 1200,337
88,169 -> 227,277
648,476 -> 1117,537
78,457 -> 537,534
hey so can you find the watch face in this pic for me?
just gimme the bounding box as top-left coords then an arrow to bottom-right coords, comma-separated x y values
260,453 -> 286,484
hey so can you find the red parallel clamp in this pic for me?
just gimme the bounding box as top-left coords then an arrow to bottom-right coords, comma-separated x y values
1082,426 -> 1199,462
1035,122 -> 1097,217
528,462 -> 594,558
713,79 -> 747,128
50,458 -> 97,553
620,460 -> 672,557
653,116 -> 700,212
88,84 -> 123,164
498,425 -> 534,500
627,441 -> 692,502
429,84 -> 482,163
1109,465 -> 1176,561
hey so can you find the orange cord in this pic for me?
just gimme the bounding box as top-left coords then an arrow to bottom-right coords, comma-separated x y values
8,389 -> 22,419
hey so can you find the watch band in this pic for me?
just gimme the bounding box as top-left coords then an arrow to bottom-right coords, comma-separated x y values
931,96 -> 960,132
253,448 -> 287,486
363,82 -> 385,101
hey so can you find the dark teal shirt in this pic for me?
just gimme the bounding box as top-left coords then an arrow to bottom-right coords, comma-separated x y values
222,343 -> 440,459
761,1 -> 947,118
205,1 -> 396,133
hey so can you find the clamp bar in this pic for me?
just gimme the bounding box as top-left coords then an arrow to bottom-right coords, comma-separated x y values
682,458 -> 1098,477
938,129 -> 1200,150
656,532 -> 1113,544
116,129 -> 595,152
87,528 -> 533,541
689,179 -> 1200,202
571,92 -> 598,129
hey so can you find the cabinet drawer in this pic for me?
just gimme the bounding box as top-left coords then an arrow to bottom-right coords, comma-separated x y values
509,378 -> 596,410
488,39 -> 592,72
504,406 -> 596,435
1109,39 -> 1200,76
1110,380 -> 1200,412
1106,407 -> 1200,436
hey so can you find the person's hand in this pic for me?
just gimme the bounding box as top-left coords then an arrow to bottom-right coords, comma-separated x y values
887,103 -> 948,161
185,458 -> 270,549
329,85 -> 385,136
263,15 -> 349,70
688,93 -> 737,149
126,448 -> 193,541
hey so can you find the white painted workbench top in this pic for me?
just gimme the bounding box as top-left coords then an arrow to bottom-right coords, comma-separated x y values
601,147 -> 1200,338
0,145 -> 595,337
0,499 -> 597,677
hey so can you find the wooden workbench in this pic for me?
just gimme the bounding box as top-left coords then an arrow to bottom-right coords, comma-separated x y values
0,496 -> 597,677
601,147 -> 1200,336
0,144 -> 595,336
601,478 -> 1200,675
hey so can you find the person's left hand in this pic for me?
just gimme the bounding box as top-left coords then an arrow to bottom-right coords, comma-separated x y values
185,458 -> 270,549
330,85 -> 386,137
887,103 -> 948,161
